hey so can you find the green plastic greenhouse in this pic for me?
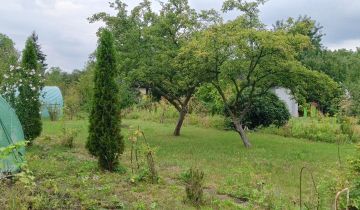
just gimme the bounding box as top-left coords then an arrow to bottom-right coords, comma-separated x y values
40,86 -> 64,119
0,95 -> 25,173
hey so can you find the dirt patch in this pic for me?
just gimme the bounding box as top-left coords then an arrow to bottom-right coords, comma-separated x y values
164,177 -> 178,185
204,187 -> 248,205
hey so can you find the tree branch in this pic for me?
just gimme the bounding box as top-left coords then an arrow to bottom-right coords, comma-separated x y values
153,86 -> 181,111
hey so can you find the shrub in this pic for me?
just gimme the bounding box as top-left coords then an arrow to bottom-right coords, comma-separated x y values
245,92 -> 290,129
64,86 -> 81,120
16,37 -> 43,142
196,87 -> 291,130
128,128 -> 158,184
225,92 -> 291,130
86,29 -> 124,171
60,128 -> 79,148
194,84 -> 224,115
338,116 -> 355,141
182,167 -> 205,206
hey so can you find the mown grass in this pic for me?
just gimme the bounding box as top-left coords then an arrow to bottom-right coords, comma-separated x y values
1,119 -> 357,209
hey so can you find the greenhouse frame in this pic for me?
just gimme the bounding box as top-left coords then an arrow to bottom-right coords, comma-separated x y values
40,86 -> 64,119
0,95 -> 25,174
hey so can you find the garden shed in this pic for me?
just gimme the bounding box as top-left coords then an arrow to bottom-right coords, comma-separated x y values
0,95 -> 25,173
40,86 -> 64,119
272,87 -> 299,117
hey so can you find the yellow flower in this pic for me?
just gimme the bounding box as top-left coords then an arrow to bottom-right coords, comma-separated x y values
135,129 -> 142,137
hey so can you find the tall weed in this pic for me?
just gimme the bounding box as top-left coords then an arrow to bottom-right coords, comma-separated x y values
262,117 -> 360,143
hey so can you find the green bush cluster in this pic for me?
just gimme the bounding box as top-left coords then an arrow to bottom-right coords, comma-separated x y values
262,117 -> 360,143
223,92 -> 291,130
242,92 -> 291,129
181,167 -> 205,206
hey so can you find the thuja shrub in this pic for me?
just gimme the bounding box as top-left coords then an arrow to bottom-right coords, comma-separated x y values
86,29 -> 124,171
181,167 -> 205,206
16,37 -> 43,142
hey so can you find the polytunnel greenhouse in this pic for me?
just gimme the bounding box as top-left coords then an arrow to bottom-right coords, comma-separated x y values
40,86 -> 64,119
0,95 -> 25,173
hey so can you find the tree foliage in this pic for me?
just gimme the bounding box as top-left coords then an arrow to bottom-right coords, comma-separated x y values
228,92 -> 291,130
179,2 -> 339,147
44,66 -> 83,94
86,29 -> 124,171
91,0 -> 220,136
64,85 -> 81,120
16,37 -> 43,142
31,31 -> 47,74
0,33 -> 18,86
88,0 -> 345,148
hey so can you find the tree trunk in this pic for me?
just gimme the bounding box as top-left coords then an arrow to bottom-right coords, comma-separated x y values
232,118 -> 252,148
173,109 -> 187,136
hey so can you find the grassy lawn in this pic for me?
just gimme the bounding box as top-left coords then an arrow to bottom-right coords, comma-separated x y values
1,119 -> 356,209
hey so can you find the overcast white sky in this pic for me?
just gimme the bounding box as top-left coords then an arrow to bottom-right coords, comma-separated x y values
1,0 -> 360,72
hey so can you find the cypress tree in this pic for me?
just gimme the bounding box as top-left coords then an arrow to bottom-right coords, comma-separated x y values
17,37 -> 42,142
86,29 -> 124,171
31,31 -> 47,75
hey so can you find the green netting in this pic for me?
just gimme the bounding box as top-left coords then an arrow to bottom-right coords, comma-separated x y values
0,95 -> 25,173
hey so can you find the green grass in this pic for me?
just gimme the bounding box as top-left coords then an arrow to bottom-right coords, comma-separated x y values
1,119 -> 356,209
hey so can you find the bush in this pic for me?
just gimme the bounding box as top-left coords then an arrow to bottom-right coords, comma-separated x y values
128,128 -> 158,184
86,29 -> 124,171
16,37 -> 43,142
194,84 -> 224,115
338,116 -> 355,141
181,167 -> 205,206
245,92 -> 290,129
60,128 -> 79,148
64,86 -> 81,120
225,92 -> 291,130
197,88 -> 291,130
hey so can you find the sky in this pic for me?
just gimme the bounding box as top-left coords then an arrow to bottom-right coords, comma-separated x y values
1,0 -> 360,72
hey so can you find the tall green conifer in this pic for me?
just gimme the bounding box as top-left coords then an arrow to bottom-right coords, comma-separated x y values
17,37 -> 42,142
86,29 -> 124,171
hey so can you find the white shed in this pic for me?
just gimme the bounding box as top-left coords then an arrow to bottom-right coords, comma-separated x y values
272,87 -> 299,117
